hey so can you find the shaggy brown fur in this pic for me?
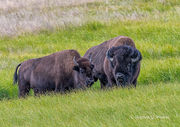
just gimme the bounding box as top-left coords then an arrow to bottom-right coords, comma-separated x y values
84,36 -> 142,88
14,50 -> 94,97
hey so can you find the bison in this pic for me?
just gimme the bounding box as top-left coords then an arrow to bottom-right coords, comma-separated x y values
13,49 -> 94,97
84,36 -> 142,88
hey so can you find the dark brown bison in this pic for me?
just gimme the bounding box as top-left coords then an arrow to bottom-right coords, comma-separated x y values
13,49 -> 94,97
84,36 -> 142,88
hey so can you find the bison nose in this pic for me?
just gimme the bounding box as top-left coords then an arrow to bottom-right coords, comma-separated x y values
116,73 -> 125,83
86,78 -> 94,87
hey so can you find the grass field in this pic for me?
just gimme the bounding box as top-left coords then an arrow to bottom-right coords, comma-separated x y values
0,0 -> 180,126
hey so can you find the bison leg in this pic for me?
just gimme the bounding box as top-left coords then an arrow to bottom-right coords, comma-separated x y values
33,88 -> 39,96
132,79 -> 137,88
55,82 -> 65,93
132,64 -> 140,88
18,80 -> 30,98
33,88 -> 46,96
98,74 -> 109,89
100,80 -> 106,89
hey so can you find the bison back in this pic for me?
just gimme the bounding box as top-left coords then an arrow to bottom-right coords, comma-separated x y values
19,50 -> 80,89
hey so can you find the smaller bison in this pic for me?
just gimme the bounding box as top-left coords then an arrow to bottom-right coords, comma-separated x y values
13,49 -> 94,97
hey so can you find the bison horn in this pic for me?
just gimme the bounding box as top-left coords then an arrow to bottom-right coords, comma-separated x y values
131,50 -> 141,63
106,47 -> 116,62
88,53 -> 92,63
109,57 -> 113,62
106,50 -> 113,61
73,56 -> 79,66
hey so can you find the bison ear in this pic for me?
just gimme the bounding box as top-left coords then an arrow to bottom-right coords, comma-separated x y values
106,47 -> 118,61
73,66 -> 79,72
131,49 -> 142,63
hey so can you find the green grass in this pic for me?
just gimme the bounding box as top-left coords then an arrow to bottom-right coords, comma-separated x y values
0,83 -> 179,127
0,0 -> 180,126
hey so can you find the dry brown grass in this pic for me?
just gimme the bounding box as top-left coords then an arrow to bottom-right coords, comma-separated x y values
0,0 -> 179,36
0,0 -> 102,36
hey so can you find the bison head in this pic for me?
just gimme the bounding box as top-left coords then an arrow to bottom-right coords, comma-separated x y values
106,45 -> 142,87
73,57 -> 94,88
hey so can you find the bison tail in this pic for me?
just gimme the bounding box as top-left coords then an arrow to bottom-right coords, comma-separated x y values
13,63 -> 21,85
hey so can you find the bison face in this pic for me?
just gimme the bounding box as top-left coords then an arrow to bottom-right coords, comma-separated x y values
106,45 -> 142,87
73,57 -> 94,88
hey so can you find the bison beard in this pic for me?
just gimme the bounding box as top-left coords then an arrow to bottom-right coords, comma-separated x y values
13,49 -> 94,97
84,36 -> 142,88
